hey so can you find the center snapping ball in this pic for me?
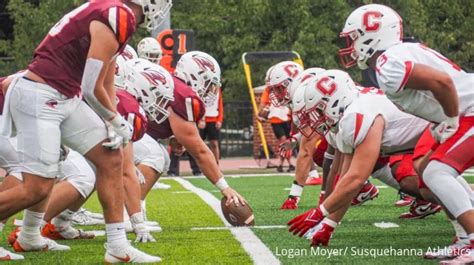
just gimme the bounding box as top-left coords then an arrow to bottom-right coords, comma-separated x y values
221,197 -> 255,226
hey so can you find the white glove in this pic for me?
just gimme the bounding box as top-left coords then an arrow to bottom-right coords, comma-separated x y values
130,212 -> 156,243
102,122 -> 124,150
430,116 -> 459,143
110,114 -> 132,143
133,223 -> 156,243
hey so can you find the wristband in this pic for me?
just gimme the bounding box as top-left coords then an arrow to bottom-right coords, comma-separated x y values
320,204 -> 329,216
215,178 -> 229,191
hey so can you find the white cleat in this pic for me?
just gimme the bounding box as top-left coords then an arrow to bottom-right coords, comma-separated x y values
14,236 -> 70,252
72,209 -> 105,226
125,221 -> 162,233
104,243 -> 161,263
0,247 -> 24,260
81,208 -> 104,220
152,182 -> 171,190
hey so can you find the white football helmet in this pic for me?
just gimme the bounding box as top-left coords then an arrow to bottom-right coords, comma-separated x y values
288,67 -> 326,105
115,55 -> 131,89
130,0 -> 172,31
137,37 -> 163,64
264,61 -> 303,107
303,69 -> 357,137
339,4 -> 403,69
121,44 -> 139,61
125,59 -> 174,124
174,51 -> 221,106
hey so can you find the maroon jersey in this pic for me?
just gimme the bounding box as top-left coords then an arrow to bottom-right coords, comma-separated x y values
28,1 -> 136,98
147,77 -> 205,140
117,89 -> 148,142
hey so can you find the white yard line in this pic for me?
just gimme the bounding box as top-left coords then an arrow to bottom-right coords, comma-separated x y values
173,177 -> 281,265
171,173 -> 293,179
191,225 -> 287,231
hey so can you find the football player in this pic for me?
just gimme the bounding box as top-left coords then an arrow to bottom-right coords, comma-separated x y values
130,51 -> 247,206
339,4 -> 474,262
0,0 -> 171,262
137,37 -> 163,65
287,70 -> 435,243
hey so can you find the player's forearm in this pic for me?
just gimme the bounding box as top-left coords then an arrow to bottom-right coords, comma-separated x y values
186,142 -> 223,183
324,173 -> 366,213
85,86 -> 117,120
431,81 -> 459,118
295,148 -> 313,186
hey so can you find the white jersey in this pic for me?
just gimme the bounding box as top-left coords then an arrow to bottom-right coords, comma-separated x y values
336,91 -> 429,156
376,42 -> 474,123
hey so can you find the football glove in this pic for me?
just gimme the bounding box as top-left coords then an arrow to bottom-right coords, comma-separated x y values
288,206 -> 326,237
430,116 -> 459,143
311,223 -> 335,247
280,196 -> 300,210
279,136 -> 298,159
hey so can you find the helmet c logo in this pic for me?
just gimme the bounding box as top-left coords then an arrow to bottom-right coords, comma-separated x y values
363,11 -> 382,32
316,77 -> 337,96
284,64 -> 300,78
141,70 -> 167,86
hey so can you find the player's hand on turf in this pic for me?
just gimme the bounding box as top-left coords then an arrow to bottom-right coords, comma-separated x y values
134,223 -> 156,243
430,116 -> 459,143
102,122 -> 124,150
280,195 -> 300,210
222,187 -> 247,207
288,206 -> 325,237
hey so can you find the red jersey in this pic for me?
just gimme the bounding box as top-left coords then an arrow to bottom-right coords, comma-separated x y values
147,76 -> 205,140
116,89 -> 148,142
28,1 -> 136,98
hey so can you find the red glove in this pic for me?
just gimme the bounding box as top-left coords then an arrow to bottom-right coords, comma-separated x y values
311,223 -> 335,247
288,206 -> 326,237
280,196 -> 300,210
279,136 -> 298,159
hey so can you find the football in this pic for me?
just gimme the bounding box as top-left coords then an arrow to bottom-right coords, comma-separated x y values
221,197 -> 255,226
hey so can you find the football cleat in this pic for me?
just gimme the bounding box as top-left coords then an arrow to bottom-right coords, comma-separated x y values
351,182 -> 379,206
104,243 -> 162,263
394,192 -> 414,207
13,236 -> 70,252
7,227 -> 21,246
399,199 -> 442,219
152,182 -> 171,190
305,176 -> 322,186
0,247 -> 24,261
72,209 -> 105,226
125,221 -> 162,233
424,237 -> 470,260
280,196 -> 300,210
311,223 -> 335,247
42,223 -> 95,240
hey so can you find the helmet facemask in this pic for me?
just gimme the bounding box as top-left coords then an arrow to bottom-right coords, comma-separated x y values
268,79 -> 291,107
132,0 -> 172,31
305,100 -> 337,137
140,87 -> 173,124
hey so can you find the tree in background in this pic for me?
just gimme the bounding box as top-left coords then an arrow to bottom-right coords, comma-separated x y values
0,0 -> 472,101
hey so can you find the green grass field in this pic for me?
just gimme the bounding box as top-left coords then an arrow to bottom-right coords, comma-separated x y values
1,174 -> 473,264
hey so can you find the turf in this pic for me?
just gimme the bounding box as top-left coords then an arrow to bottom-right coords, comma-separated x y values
0,179 -> 252,265
189,175 -> 474,265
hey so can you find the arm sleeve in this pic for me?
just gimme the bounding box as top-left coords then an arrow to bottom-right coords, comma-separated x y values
173,95 -> 205,122
336,112 -> 376,154
376,54 -> 415,95
103,6 -> 137,51
260,87 -> 270,105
